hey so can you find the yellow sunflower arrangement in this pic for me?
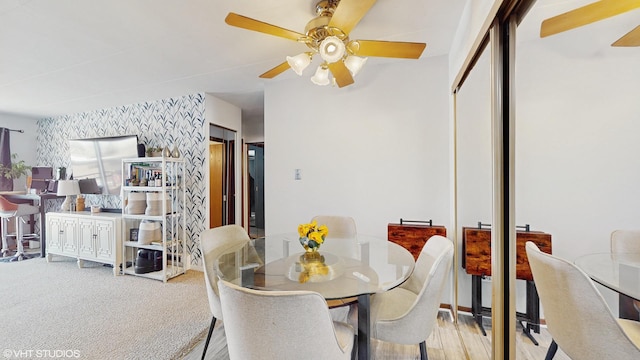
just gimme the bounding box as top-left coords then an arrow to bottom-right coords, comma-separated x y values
298,220 -> 328,252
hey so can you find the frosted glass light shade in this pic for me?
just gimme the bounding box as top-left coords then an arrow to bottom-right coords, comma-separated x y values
310,66 -> 330,86
286,53 -> 312,76
319,36 -> 346,63
344,55 -> 367,76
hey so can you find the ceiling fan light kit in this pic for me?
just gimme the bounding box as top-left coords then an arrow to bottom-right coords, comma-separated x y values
311,65 -> 331,86
344,54 -> 367,76
319,36 -> 346,63
224,0 -> 427,88
286,52 -> 313,75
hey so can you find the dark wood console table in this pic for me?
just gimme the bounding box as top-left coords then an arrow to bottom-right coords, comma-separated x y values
388,220 -> 447,260
462,225 -> 552,345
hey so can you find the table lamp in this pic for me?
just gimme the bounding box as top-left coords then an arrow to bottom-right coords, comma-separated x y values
57,180 -> 80,211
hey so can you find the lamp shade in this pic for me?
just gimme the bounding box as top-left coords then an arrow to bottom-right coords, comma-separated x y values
286,53 -> 312,76
310,65 -> 330,86
57,180 -> 80,196
319,36 -> 346,63
344,55 -> 367,76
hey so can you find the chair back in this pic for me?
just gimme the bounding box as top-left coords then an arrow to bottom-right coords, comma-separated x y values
218,280 -> 354,360
611,230 -> 640,253
0,195 -> 18,215
374,235 -> 453,344
526,242 -> 640,360
311,215 -> 356,238
200,225 -> 250,319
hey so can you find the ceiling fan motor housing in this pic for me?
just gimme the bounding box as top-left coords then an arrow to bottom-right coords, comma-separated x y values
304,0 -> 349,54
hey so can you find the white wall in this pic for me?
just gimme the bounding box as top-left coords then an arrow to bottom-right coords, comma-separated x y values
515,40 -> 640,313
0,113 -> 39,190
264,56 -> 451,238
204,94 -> 243,228
264,56 -> 452,301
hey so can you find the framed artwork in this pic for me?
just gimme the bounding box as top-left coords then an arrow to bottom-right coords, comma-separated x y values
130,228 -> 139,241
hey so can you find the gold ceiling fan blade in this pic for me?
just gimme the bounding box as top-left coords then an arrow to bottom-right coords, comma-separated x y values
259,62 -> 291,79
328,61 -> 354,88
540,0 -> 640,38
352,40 -> 426,59
612,25 -> 640,46
225,12 -> 306,41
329,0 -> 377,35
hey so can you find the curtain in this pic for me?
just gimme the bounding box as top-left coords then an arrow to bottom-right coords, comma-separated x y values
0,128 -> 12,191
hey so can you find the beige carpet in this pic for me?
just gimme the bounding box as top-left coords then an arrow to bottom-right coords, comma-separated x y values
0,257 -> 210,360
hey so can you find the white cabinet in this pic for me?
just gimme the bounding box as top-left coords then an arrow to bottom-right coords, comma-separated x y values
46,212 -> 122,276
121,157 -> 186,282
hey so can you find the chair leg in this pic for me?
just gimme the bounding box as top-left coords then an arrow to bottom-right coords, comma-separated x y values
201,316 -> 217,360
1,217 -> 9,257
350,334 -> 357,360
15,217 -> 25,256
419,341 -> 428,360
545,340 -> 558,360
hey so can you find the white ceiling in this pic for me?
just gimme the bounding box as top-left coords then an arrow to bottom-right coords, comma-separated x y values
1,0 -> 637,122
0,0 -> 467,121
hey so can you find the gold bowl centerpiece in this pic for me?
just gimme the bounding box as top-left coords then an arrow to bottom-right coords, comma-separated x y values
298,220 -> 328,252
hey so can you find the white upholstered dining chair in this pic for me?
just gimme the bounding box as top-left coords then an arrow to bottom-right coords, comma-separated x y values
311,215 -> 358,324
218,279 -> 355,360
370,235 -> 453,360
311,215 -> 357,238
611,230 -> 640,254
611,229 -> 640,316
199,225 -> 251,360
526,241 -> 640,360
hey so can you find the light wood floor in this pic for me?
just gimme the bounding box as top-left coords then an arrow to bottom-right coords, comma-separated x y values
181,310 -> 570,359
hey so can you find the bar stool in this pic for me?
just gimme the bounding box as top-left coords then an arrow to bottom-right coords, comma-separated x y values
0,195 -> 40,261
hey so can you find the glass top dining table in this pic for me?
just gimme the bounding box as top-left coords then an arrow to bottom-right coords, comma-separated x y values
574,252 -> 640,302
214,233 -> 416,360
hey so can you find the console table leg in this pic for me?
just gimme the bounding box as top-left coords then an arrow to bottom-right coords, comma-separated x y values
527,280 -> 541,333
472,275 -> 487,336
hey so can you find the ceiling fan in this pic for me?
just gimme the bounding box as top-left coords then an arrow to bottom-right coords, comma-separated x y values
225,0 -> 427,88
540,0 -> 640,47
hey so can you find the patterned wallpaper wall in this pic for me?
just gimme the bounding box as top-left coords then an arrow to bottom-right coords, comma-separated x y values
36,93 -> 207,265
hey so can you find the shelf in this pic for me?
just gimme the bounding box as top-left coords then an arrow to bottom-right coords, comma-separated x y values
124,241 -> 163,251
122,266 -> 185,281
122,157 -> 184,164
122,186 -> 179,192
121,213 -> 180,221
122,156 -> 186,282
123,240 -> 182,250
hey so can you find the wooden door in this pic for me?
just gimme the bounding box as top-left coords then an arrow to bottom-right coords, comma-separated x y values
209,142 -> 223,228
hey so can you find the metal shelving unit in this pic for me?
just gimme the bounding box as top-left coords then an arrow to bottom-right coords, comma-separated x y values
121,157 -> 186,282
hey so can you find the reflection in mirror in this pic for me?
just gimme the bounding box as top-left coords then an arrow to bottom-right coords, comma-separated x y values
514,0 -> 640,358
455,43 -> 493,357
